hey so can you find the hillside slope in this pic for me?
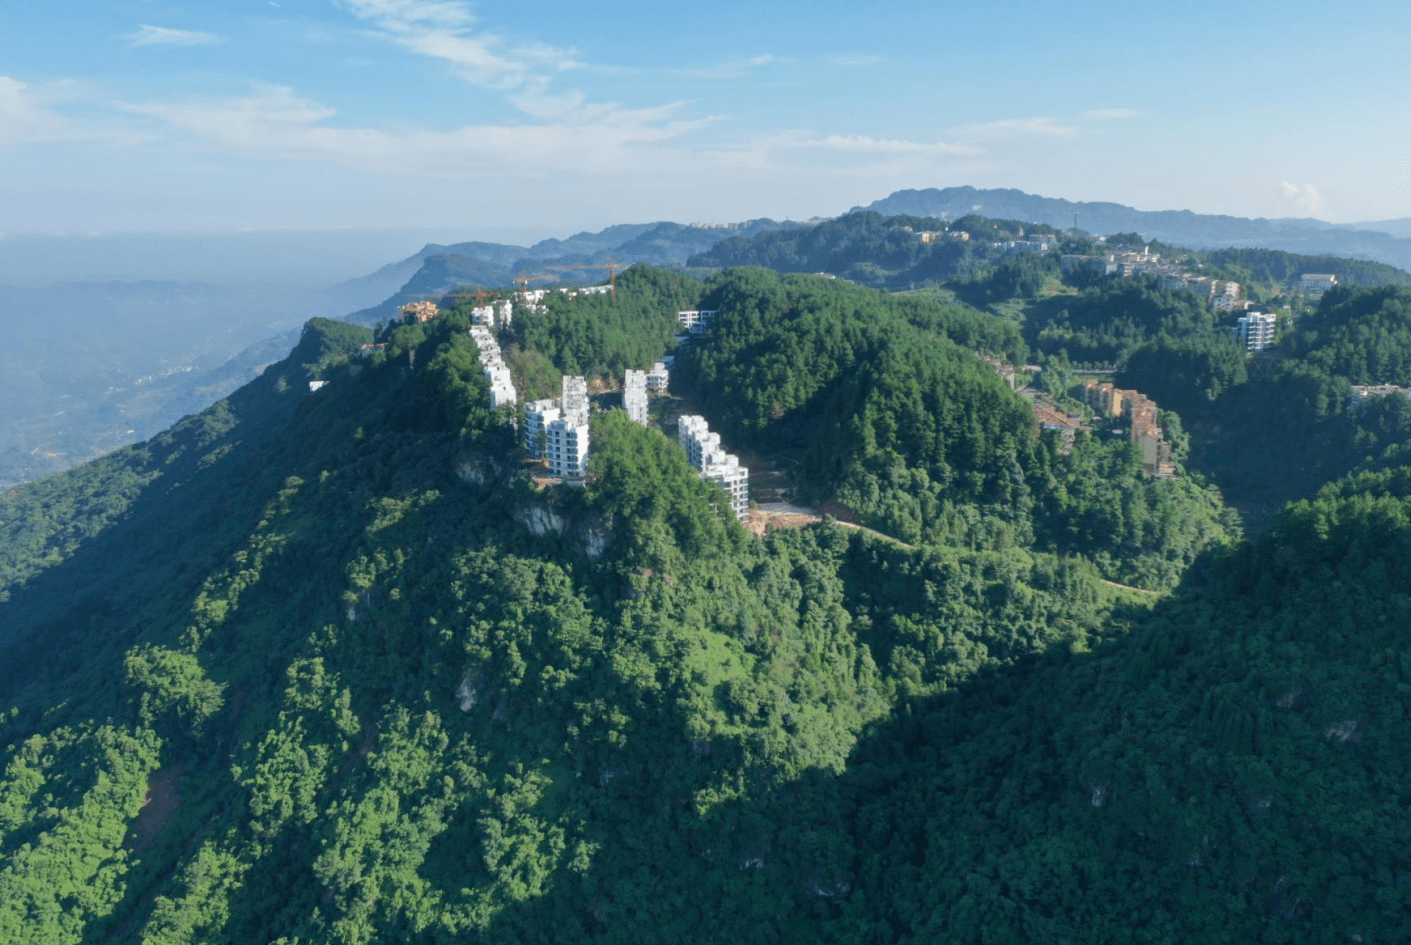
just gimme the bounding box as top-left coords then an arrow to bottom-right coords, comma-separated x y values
860,186 -> 1411,270
0,274 -> 1406,943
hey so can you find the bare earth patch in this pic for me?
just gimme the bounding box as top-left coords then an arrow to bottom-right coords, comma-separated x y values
745,502 -> 824,536
129,762 -> 186,852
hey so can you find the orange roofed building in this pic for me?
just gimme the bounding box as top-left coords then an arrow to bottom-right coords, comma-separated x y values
399,301 -> 440,324
1083,379 -> 1172,476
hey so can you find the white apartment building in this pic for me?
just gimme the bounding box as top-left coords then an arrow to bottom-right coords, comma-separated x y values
1235,311 -> 1278,353
702,454 -> 749,520
623,370 -> 649,425
677,414 -> 748,519
645,361 -> 670,394
489,381 -> 518,410
1299,273 -> 1338,294
524,399 -> 560,457
1349,384 -> 1411,411
678,415 -> 711,464
562,375 -> 589,426
677,310 -> 719,335
493,299 -> 513,327
471,326 -> 516,409
546,419 -> 589,479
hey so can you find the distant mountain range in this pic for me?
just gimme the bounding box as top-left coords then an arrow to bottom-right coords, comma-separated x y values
854,187 -> 1411,272
338,219 -> 800,325
11,187 -> 1411,489
351,191 -> 1411,330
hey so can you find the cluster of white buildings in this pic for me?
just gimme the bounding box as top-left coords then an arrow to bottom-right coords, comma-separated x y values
525,376 -> 591,480
1299,273 -> 1338,295
470,325 -> 518,410
678,415 -> 749,519
623,370 -> 649,425
917,229 -> 969,243
1002,237 -> 1058,254
516,285 -> 614,313
1234,311 -> 1278,353
1349,384 -> 1411,411
471,298 -> 514,329
621,360 -> 671,425
647,359 -> 670,393
1061,249 -> 1245,310
677,310 -> 718,335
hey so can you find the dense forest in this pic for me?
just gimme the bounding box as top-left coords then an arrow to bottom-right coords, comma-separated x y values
686,211 -> 1055,290
1,259 -> 1410,942
680,268 -> 1237,588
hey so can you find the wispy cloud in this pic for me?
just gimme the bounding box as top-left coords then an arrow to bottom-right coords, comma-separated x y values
1081,107 -> 1138,121
960,117 -> 1078,139
340,0 -> 575,89
829,54 -> 883,67
338,0 -> 721,146
1280,181 -> 1325,215
126,25 -> 223,48
673,54 -> 783,80
807,133 -> 976,156
119,83 -> 715,177
0,76 -> 69,148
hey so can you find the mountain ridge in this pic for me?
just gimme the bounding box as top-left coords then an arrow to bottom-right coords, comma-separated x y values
857,186 -> 1411,270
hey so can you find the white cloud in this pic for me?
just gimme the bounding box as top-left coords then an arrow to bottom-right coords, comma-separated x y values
340,0 -> 576,89
672,54 -> 783,80
1081,107 -> 1138,121
0,76 -> 68,148
119,84 -> 715,178
126,25 -> 223,47
829,54 -> 883,67
960,117 -> 1078,139
1280,181 -> 1325,215
808,134 -> 976,156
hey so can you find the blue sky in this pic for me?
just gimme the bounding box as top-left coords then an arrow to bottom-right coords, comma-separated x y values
2,0 -> 1408,238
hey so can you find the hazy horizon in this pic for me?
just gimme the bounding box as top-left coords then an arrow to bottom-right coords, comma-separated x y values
5,1 -> 1409,237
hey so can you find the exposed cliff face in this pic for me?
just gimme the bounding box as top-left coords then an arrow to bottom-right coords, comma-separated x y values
515,502 -> 565,536
455,441 -> 528,488
577,518 -> 612,558
454,669 -> 481,712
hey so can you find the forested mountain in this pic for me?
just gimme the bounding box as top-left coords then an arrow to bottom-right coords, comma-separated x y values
673,268 -> 1236,587
1025,280 -> 1411,521
858,185 -> 1411,270
686,211 -> 1046,289
1,264 -> 1409,943
342,220 -> 798,327
707,216 -> 1411,524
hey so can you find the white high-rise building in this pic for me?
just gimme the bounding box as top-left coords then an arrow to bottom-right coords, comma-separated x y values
470,325 -> 516,409
679,415 -> 710,464
547,419 -> 589,480
1299,273 -> 1338,294
677,310 -> 718,334
493,298 -> 513,327
623,370 -> 649,425
1235,311 -> 1277,353
646,361 -> 669,394
702,454 -> 749,520
677,414 -> 747,519
562,375 -> 589,426
524,399 -> 560,457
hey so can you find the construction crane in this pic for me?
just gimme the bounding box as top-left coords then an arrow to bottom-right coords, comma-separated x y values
407,285 -> 493,306
512,271 -> 557,296
543,258 -> 631,297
